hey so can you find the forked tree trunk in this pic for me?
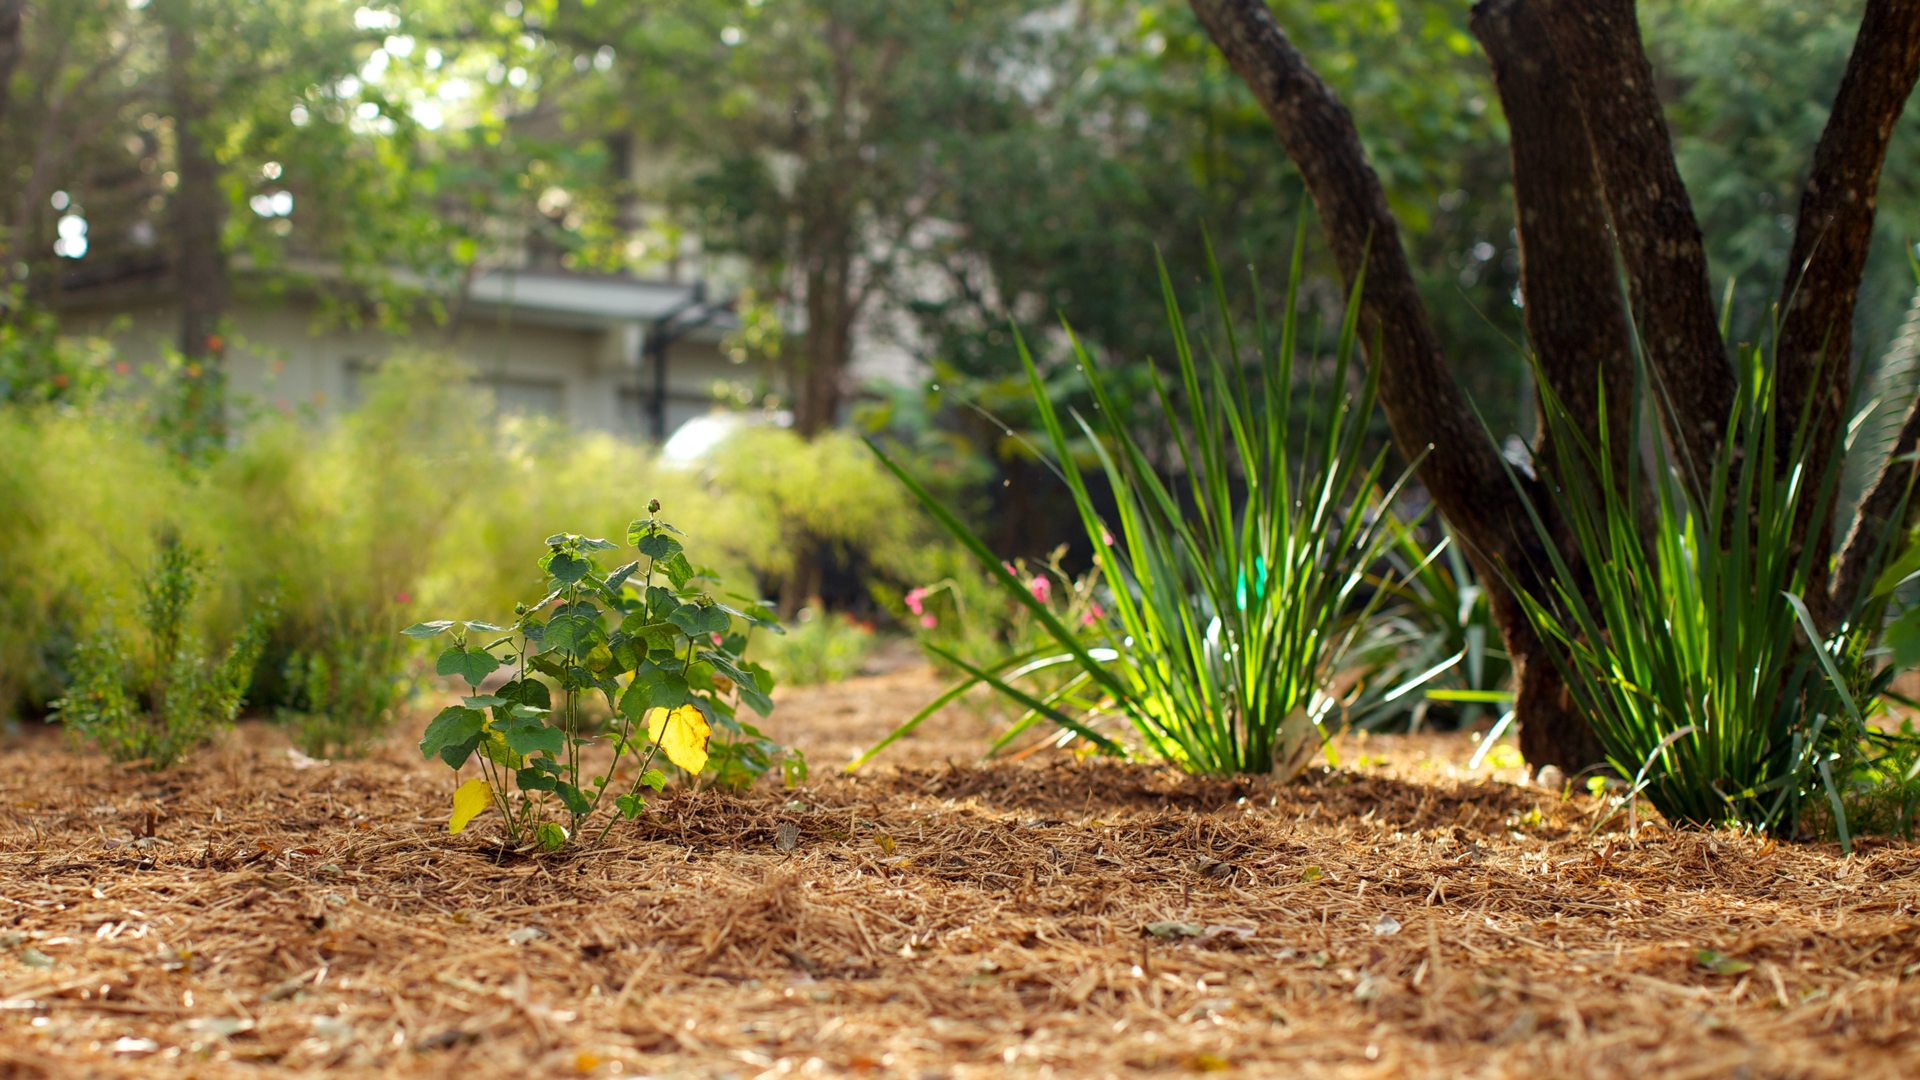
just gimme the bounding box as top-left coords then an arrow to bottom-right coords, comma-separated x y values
1188,0 -> 1920,772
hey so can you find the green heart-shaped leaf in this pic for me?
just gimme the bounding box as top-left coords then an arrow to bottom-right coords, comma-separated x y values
436,645 -> 501,687
419,705 -> 487,768
669,604 -> 729,638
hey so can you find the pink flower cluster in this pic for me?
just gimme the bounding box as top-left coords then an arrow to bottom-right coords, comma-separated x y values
1081,602 -> 1105,627
904,587 -> 936,628
1002,562 -> 1052,604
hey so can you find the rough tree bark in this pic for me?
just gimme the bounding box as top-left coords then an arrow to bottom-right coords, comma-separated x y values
1471,0 -> 1636,771
1191,0 -> 1920,772
1526,0 -> 1735,483
1779,0 -> 1920,627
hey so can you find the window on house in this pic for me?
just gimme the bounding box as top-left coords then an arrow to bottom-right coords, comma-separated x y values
617,386 -> 649,434
486,376 -> 563,418
343,356 -> 380,407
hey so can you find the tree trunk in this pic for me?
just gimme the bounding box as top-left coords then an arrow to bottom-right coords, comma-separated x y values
1779,0 -> 1920,627
165,4 -> 229,445
1528,0 -> 1735,487
1473,0 -> 1632,773
0,0 -> 24,131
795,249 -> 854,438
1191,0 -> 1920,772
781,192 -> 861,615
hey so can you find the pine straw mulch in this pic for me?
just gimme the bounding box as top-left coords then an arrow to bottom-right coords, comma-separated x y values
2,699 -> 1919,1079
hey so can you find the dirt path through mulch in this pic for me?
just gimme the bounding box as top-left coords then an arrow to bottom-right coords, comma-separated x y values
2,665 -> 1918,1079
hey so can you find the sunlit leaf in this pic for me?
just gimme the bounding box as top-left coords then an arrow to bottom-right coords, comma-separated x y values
448,778 -> 492,834
647,704 -> 711,774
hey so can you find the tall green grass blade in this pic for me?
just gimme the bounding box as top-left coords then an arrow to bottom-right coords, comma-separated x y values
859,231 -> 1409,775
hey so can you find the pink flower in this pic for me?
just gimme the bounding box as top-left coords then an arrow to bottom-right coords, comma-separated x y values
1101,528 -> 1114,546
904,587 -> 929,615
1028,575 -> 1051,603
711,632 -> 723,645
394,591 -> 412,604
920,614 -> 937,629
1080,602 -> 1105,627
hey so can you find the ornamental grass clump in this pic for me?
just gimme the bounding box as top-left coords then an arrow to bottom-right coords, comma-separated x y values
1510,333 -> 1920,845
860,232 -> 1410,778
409,501 -> 803,851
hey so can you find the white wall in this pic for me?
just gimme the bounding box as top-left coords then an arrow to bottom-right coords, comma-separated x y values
58,294 -> 753,440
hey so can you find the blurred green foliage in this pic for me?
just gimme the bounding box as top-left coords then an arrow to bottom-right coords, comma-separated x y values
0,351 -> 943,733
754,613 -> 878,687
52,534 -> 275,769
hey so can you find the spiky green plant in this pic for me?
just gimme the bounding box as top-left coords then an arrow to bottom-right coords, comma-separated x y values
856,230 -> 1411,777
1507,338 -> 1880,839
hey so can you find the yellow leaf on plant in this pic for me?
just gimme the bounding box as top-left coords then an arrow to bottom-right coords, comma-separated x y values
449,778 -> 493,834
646,704 -> 711,775
874,833 -> 896,855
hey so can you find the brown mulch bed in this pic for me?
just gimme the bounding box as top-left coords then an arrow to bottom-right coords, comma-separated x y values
2,671 -> 1918,1079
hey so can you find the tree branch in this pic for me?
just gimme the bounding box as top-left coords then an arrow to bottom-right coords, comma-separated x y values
1782,0 -> 1920,624
1779,0 -> 1920,425
1183,0 -> 1527,562
1531,0 -> 1733,483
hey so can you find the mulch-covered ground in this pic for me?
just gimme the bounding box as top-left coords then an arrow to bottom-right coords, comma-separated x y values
2,665 -> 1918,1079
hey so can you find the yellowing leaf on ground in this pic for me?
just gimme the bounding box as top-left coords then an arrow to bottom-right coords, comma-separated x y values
646,704 -> 711,775
449,778 -> 493,834
1695,949 -> 1753,975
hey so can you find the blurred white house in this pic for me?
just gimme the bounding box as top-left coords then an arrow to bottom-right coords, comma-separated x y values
50,256 -> 748,441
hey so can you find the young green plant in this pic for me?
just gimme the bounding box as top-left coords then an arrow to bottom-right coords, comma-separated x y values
409,500 -> 802,850
53,533 -> 276,768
